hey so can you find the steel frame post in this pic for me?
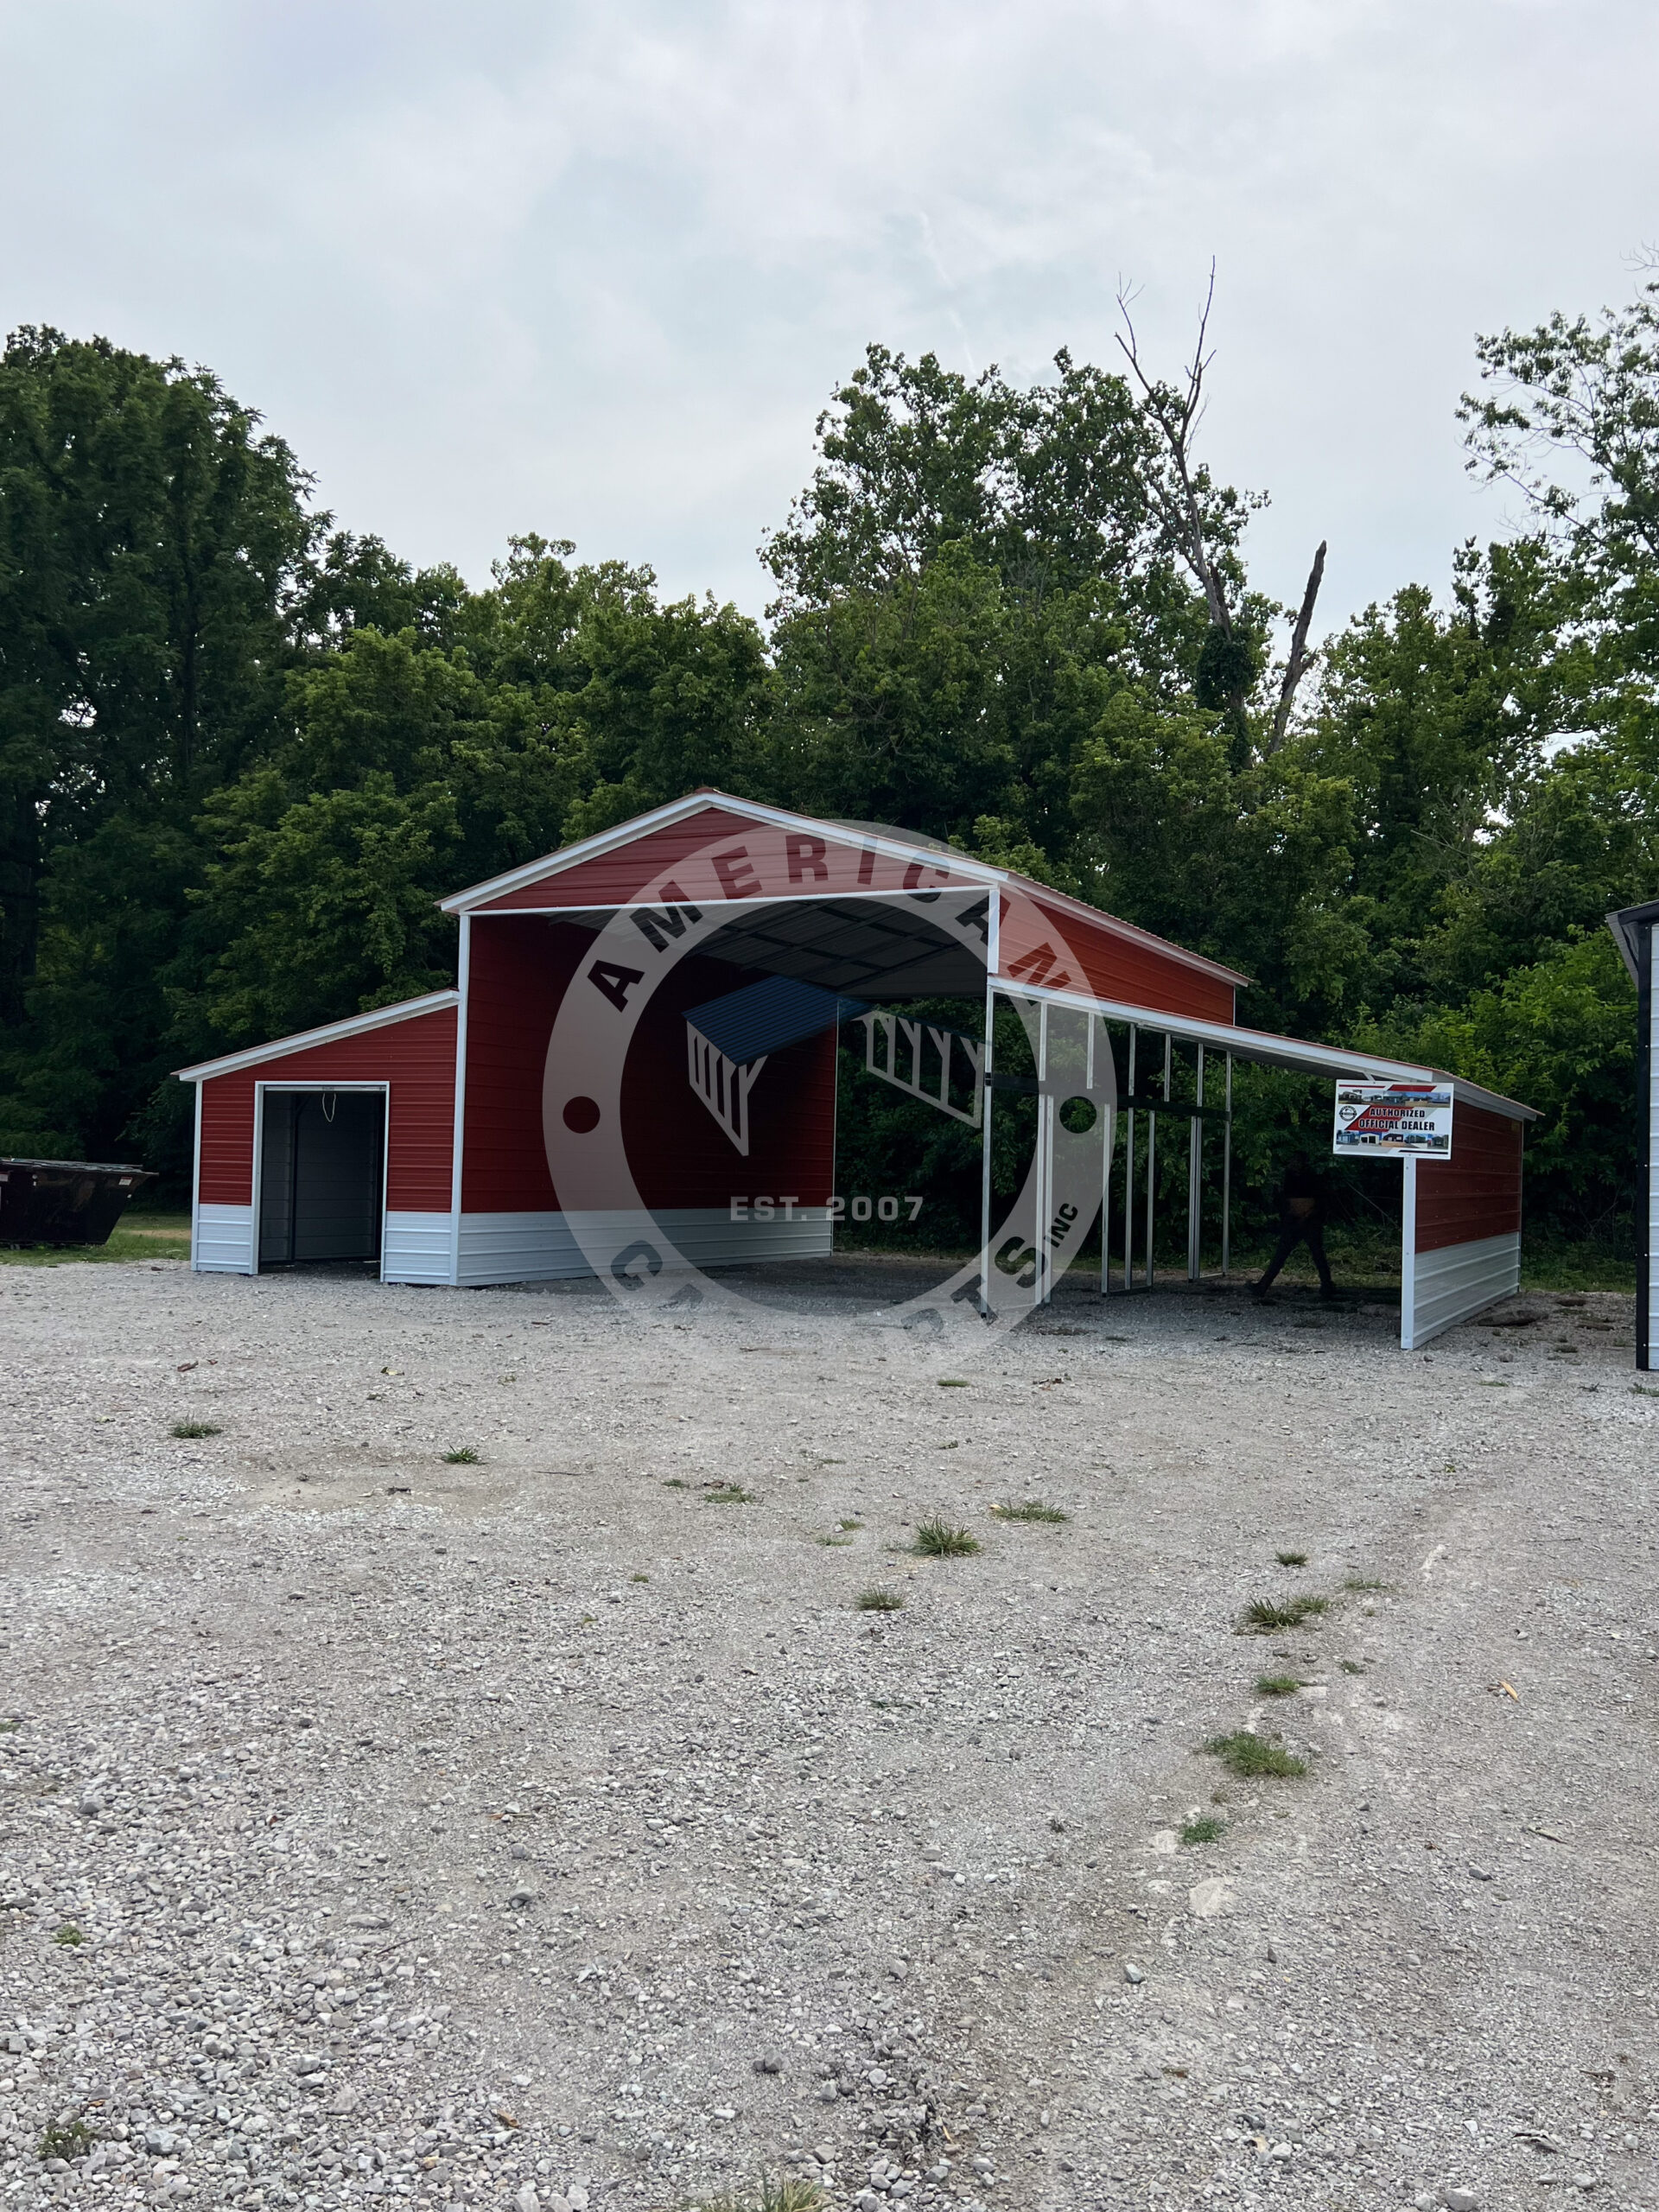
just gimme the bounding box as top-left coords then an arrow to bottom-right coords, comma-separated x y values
1222,1052 -> 1233,1280
1188,1045 -> 1205,1281
1037,998 -> 1052,1306
979,982 -> 996,1319
1124,1027 -> 1137,1291
1096,1018 -> 1113,1297
1641,920 -> 1654,1370
1146,1033 -> 1170,1288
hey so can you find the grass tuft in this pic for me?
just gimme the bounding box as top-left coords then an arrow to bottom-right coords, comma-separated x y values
1255,1674 -> 1301,1697
1339,1658 -> 1366,1675
856,1586 -> 905,1612
913,1516 -> 980,1557
838,1518 -> 862,1530
815,1533 -> 853,1547
442,1447 -> 479,1465
1204,1731 -> 1307,1779
702,1484 -> 754,1505
690,2177 -> 828,2212
1239,1594 -> 1329,1633
1274,1549 -> 1308,1567
990,1499 -> 1069,1523
1343,1575 -> 1389,1592
53,1923 -> 85,1946
663,1477 -> 688,1489
1179,1815 -> 1226,1845
39,2118 -> 97,2161
170,1420 -> 220,1440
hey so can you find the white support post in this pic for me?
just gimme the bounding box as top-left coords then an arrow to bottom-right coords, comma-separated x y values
1095,1019 -> 1112,1297
448,912 -> 472,1288
1400,1155 -> 1418,1351
1222,1052 -> 1233,1280
189,1077 -> 203,1273
1124,1027 -> 1137,1291
979,983 -> 996,1319
1037,998 -> 1052,1305
1188,1045 -> 1205,1281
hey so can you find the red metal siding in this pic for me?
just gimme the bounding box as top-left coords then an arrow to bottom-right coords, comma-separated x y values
621,956 -> 836,1210
199,1075 -> 257,1205
475,809 -> 762,912
1013,897 -> 1237,1024
461,919 -> 583,1211
1414,1101 -> 1523,1253
196,1008 -> 457,1210
461,918 -> 836,1212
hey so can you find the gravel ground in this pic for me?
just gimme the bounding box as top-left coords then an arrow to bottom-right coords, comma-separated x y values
3,1255 -> 1656,2212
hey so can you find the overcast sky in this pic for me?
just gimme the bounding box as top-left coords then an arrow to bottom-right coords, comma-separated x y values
3,1 -> 1653,638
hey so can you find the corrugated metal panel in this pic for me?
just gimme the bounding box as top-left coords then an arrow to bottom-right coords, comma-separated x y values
1403,1230 -> 1522,1349
458,1211 -> 587,1284
384,1211 -> 456,1286
463,925 -> 839,1216
1022,897 -> 1236,1025
461,918 -> 582,1213
1414,1101 -> 1523,1253
474,808 -> 761,912
654,1205 -> 833,1268
682,976 -> 865,1062
194,1203 -> 255,1274
621,955 -> 837,1210
196,1007 -> 456,1212
454,1206 -> 832,1286
200,1078 -> 257,1205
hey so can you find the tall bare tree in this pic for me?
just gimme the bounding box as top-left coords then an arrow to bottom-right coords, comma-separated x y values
1116,269 -> 1326,753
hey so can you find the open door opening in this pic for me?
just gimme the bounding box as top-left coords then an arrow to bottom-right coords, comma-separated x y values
258,1089 -> 385,1270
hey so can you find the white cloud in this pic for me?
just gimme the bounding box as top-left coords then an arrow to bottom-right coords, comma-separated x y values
1,0 -> 1652,630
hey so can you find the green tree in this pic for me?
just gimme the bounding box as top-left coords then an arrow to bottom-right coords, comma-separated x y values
177,543 -> 771,1052
0,327 -> 317,1149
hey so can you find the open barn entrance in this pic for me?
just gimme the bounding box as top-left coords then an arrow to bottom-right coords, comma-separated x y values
257,1087 -> 385,1270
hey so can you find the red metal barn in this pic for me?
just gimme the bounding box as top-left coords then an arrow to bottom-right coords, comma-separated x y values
178,793 -> 1535,1347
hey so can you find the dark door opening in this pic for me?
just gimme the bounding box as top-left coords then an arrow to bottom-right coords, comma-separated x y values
258,1090 -> 385,1268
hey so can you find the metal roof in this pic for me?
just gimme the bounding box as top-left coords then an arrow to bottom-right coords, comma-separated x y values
436,791 -> 1248,992
682,976 -> 868,1064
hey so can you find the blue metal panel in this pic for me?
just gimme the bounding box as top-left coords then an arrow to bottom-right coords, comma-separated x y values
681,976 -> 868,1065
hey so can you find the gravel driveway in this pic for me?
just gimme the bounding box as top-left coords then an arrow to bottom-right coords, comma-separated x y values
2,1256 -> 1656,2212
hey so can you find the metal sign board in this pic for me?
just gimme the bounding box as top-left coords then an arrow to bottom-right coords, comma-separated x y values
1332,1082 -> 1454,1157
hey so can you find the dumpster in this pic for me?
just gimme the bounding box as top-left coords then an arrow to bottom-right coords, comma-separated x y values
0,1158 -> 158,1247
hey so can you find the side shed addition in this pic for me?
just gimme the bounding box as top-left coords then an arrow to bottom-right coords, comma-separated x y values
183,992 -> 459,1283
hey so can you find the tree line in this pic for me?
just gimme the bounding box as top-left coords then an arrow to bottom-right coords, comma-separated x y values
2,283 -> 1656,1243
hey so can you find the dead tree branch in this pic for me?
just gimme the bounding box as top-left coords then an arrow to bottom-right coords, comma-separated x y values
1117,268 -> 1330,757
1269,539 -> 1327,751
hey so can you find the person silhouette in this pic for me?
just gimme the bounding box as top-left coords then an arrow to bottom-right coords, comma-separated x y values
1254,1149 -> 1335,1299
